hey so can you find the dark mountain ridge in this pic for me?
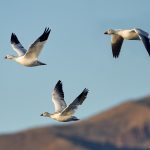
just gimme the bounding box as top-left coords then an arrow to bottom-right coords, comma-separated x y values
0,96 -> 150,150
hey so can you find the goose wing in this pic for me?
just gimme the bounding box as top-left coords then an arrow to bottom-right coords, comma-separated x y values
11,33 -> 26,56
61,88 -> 89,116
134,29 -> 150,56
111,35 -> 124,58
25,28 -> 51,59
134,28 -> 149,37
51,80 -> 67,113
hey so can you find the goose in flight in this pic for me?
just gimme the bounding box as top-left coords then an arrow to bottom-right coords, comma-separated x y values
104,28 -> 150,58
5,27 -> 51,66
40,80 -> 89,122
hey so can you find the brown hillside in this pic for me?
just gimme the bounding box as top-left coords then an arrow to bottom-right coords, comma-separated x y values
0,96 -> 150,150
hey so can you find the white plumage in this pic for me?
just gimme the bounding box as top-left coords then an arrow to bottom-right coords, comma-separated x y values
5,27 -> 51,67
41,80 -> 89,122
104,28 -> 150,58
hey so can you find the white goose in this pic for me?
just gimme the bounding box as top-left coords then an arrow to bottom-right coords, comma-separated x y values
40,80 -> 89,122
104,28 -> 150,58
5,27 -> 51,66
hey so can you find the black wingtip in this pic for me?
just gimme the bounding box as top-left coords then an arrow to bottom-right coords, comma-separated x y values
113,55 -> 119,59
83,88 -> 89,93
11,33 -> 20,44
146,49 -> 150,56
55,80 -> 63,90
76,88 -> 89,105
57,80 -> 62,85
44,27 -> 51,33
83,88 -> 89,96
55,80 -> 64,98
80,88 -> 89,100
39,27 -> 51,42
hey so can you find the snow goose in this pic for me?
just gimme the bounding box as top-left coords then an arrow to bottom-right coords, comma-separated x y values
104,28 -> 150,58
5,27 -> 51,66
40,80 -> 89,122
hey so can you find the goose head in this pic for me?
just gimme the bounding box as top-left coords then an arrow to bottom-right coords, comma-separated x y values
104,29 -> 116,35
5,55 -> 15,60
40,112 -> 51,117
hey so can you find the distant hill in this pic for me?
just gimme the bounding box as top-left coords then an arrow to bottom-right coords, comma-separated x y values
0,96 -> 150,150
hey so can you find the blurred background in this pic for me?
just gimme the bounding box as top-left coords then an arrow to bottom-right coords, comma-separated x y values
0,0 -> 150,150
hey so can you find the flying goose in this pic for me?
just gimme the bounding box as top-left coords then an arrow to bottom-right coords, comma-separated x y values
104,28 -> 150,58
40,80 -> 89,122
5,27 -> 51,66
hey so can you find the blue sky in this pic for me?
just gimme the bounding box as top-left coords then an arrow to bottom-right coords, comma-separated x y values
1,0 -> 150,133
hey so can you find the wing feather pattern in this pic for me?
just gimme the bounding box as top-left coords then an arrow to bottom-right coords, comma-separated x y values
111,35 -> 124,58
11,33 -> 26,56
52,80 -> 67,113
25,28 -> 51,58
134,29 -> 150,56
61,88 -> 89,116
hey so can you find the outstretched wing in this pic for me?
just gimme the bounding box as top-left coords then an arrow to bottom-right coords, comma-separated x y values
52,80 -> 67,113
134,28 -> 149,37
134,29 -> 150,56
61,88 -> 89,116
10,33 -> 26,56
111,35 -> 124,58
25,27 -> 51,58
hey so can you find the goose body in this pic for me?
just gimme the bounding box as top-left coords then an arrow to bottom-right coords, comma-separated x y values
5,28 -> 51,67
115,29 -> 140,40
48,112 -> 79,122
40,80 -> 89,122
104,28 -> 150,58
